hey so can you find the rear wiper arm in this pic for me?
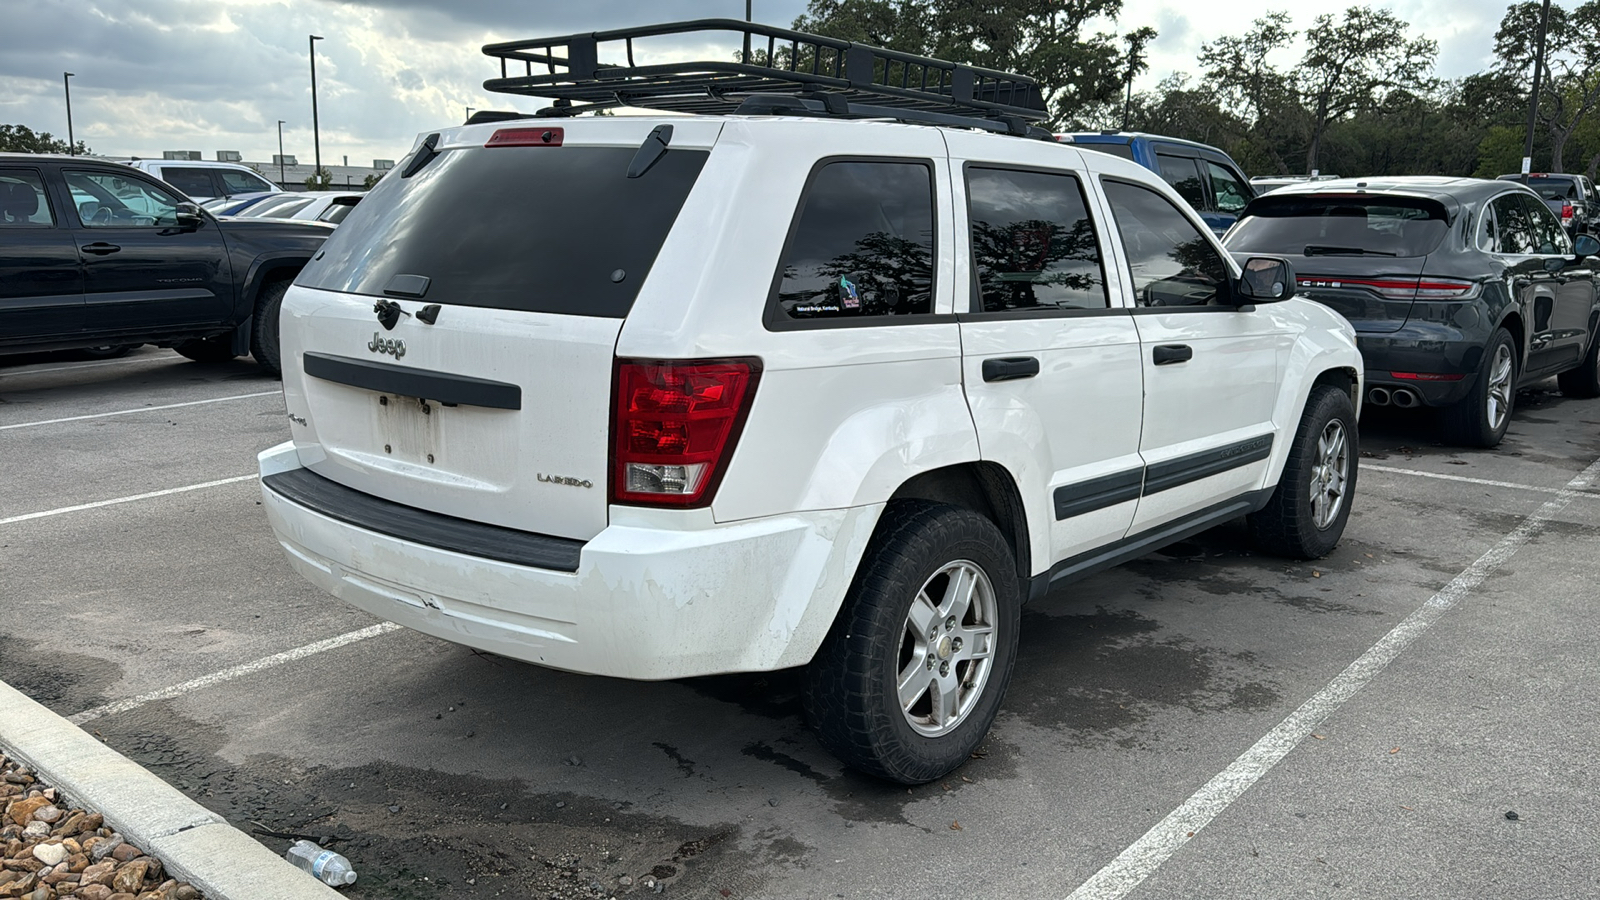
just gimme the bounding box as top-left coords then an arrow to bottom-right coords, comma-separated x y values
1303,244 -> 1399,257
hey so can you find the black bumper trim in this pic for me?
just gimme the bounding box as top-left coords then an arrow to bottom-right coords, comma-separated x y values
303,352 -> 522,410
264,467 -> 583,572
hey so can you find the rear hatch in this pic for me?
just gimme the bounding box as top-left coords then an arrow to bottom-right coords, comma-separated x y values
283,118 -> 719,541
1225,192 -> 1452,333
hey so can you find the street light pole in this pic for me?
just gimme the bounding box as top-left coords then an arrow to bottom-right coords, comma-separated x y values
466,106 -> 475,122
1520,0 -> 1553,183
310,34 -> 325,179
743,0 -> 751,62
63,72 -> 75,156
277,120 -> 286,187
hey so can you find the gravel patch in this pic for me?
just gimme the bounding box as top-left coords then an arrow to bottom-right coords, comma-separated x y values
1,752 -> 203,900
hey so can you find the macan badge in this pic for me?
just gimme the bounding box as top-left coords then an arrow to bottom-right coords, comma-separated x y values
368,333 -> 406,358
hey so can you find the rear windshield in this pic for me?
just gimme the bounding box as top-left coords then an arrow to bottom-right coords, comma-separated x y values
298,144 -> 708,317
1227,195 -> 1449,257
1523,177 -> 1578,201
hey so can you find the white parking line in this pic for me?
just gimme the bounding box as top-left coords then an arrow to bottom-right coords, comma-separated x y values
1361,462 -> 1599,497
68,623 -> 404,726
1064,453 -> 1600,900
0,474 -> 258,526
0,355 -> 170,377
0,391 -> 281,431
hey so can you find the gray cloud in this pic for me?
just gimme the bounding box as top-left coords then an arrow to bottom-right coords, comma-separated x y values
1,0 -> 1515,166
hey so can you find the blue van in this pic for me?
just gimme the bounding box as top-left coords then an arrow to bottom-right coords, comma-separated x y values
1060,132 -> 1255,236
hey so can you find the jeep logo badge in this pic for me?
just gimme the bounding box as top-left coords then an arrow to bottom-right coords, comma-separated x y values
368,332 -> 406,358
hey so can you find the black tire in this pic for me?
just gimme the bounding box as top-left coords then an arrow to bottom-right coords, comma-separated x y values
802,501 -> 1021,784
173,335 -> 237,364
1443,327 -> 1518,448
250,279 -> 291,376
70,344 -> 138,361
1556,329 -> 1600,398
1249,384 -> 1357,560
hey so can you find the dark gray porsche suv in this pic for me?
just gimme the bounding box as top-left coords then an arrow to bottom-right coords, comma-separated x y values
1225,176 -> 1600,447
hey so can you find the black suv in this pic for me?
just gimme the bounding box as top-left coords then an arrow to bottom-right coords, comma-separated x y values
0,154 -> 331,373
1224,176 -> 1600,447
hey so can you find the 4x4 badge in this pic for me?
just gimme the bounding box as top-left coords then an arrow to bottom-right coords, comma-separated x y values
368,332 -> 406,359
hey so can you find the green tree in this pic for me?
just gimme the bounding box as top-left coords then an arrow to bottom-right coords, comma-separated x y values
304,168 -> 333,191
1296,6 -> 1436,174
0,124 -> 90,155
1198,11 -> 1296,125
794,0 -> 1141,128
361,172 -> 383,190
1495,0 -> 1600,172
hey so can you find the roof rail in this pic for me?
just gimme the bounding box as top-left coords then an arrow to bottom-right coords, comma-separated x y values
481,18 -> 1050,135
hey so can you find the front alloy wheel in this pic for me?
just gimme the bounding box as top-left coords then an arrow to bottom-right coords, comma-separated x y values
1308,419 -> 1350,531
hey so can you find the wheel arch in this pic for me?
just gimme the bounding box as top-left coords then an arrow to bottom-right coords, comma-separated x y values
887,462 -> 1031,587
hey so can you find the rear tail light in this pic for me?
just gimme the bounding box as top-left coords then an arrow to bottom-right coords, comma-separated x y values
611,358 -> 761,507
1297,276 -> 1476,300
1561,202 -> 1574,220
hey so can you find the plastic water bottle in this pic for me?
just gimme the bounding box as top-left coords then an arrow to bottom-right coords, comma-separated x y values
285,840 -> 358,887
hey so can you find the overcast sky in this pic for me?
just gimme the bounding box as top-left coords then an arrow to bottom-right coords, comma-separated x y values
1,0 -> 1512,166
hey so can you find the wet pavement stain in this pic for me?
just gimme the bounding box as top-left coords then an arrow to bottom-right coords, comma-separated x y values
1007,608 -> 1281,739
0,633 -> 119,714
87,702 -> 755,900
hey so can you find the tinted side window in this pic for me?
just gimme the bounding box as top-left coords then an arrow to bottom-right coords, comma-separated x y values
1155,154 -> 1205,209
219,169 -> 274,195
1204,161 -> 1249,214
65,171 -> 182,227
1521,194 -> 1570,254
966,167 -> 1108,311
1077,142 -> 1135,161
774,161 -> 935,320
0,170 -> 54,226
1491,194 -> 1537,255
161,167 -> 214,198
1103,180 -> 1230,308
1476,202 -> 1498,252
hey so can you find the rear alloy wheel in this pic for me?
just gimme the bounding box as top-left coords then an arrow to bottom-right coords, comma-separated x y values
803,501 -> 1020,784
1249,384 -> 1357,559
1556,329 -> 1600,399
1444,328 -> 1517,448
173,334 -> 238,364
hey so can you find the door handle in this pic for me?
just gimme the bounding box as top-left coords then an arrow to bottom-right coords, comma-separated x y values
982,356 -> 1040,382
1153,344 -> 1193,365
81,242 -> 121,255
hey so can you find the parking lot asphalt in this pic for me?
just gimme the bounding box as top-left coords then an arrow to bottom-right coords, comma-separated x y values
4,345 -> 1599,900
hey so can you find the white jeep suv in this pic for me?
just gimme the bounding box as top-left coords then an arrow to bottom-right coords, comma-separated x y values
258,21 -> 1360,784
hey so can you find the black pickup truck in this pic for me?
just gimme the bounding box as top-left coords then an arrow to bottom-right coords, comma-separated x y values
0,153 -> 332,374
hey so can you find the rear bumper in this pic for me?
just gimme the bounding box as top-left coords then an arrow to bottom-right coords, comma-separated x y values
258,442 -> 877,680
1356,317 -> 1485,407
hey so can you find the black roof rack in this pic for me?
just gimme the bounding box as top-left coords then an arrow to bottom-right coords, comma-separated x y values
481,19 -> 1051,137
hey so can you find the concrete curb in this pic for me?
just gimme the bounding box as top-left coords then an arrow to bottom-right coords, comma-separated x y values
0,679 -> 344,900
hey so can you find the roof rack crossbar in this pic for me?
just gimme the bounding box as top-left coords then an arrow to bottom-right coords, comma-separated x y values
481,18 -> 1048,124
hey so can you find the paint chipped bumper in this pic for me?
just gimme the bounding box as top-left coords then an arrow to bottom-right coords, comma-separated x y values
258,442 -> 878,680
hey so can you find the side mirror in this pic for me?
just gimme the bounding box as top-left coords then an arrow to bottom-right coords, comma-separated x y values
1576,233 -> 1600,258
1237,256 -> 1295,303
175,202 -> 205,228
